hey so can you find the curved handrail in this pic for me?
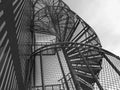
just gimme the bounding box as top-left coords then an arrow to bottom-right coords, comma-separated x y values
29,42 -> 120,61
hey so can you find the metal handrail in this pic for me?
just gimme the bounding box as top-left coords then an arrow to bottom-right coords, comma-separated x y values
29,42 -> 120,61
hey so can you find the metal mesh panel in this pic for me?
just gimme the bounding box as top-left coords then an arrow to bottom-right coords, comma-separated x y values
34,51 -> 71,90
94,55 -> 120,90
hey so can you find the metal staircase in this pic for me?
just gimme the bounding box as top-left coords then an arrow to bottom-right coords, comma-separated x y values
26,0 -> 120,90
28,42 -> 120,90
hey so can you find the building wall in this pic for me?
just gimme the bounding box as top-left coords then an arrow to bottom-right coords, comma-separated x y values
0,0 -> 32,90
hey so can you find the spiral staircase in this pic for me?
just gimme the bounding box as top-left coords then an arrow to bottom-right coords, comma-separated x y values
26,0 -> 120,90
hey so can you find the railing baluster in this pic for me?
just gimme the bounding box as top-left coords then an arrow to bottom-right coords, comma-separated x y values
52,85 -> 54,90
56,49 -> 70,90
68,74 -> 74,90
61,79 -> 65,90
40,53 -> 44,90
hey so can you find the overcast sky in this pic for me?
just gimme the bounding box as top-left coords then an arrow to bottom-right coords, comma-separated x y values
64,0 -> 120,56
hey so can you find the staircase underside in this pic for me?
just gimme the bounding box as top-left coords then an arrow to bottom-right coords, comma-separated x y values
26,0 -> 120,90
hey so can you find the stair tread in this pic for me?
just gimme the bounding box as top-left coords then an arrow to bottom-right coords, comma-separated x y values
71,58 -> 102,65
73,65 -> 102,74
75,71 -> 96,83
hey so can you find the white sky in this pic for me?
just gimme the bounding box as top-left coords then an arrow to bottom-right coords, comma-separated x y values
64,0 -> 120,56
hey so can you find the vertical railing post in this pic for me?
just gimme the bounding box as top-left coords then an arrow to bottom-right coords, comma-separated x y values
40,53 -> 45,90
52,85 -> 54,90
33,32 -> 36,86
56,49 -> 70,90
61,79 -> 65,90
68,74 -> 74,90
